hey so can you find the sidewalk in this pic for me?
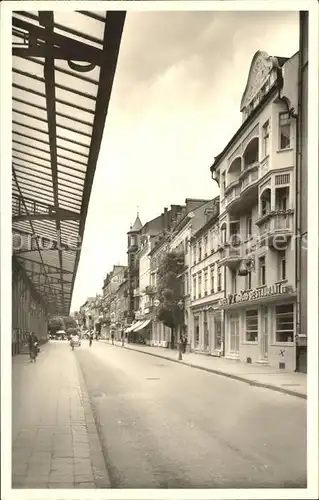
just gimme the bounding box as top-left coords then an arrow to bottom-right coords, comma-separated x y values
104,340 -> 307,399
12,341 -> 110,489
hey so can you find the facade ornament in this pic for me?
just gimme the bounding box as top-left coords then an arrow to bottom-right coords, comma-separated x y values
240,51 -> 278,111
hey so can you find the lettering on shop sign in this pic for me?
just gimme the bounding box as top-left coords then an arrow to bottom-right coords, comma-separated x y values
219,283 -> 283,307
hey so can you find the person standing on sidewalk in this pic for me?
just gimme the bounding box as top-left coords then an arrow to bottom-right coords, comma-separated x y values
28,332 -> 39,362
111,331 -> 115,345
89,330 -> 94,347
121,329 -> 125,347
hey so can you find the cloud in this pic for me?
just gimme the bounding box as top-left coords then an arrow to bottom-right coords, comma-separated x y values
71,10 -> 299,311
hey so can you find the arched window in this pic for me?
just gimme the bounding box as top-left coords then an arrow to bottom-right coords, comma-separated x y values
220,222 -> 227,244
227,158 -> 241,184
243,137 -> 259,169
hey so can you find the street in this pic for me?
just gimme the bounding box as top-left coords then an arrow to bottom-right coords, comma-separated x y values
75,340 -> 307,489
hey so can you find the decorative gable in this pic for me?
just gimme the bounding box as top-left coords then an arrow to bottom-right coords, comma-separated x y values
240,51 -> 279,112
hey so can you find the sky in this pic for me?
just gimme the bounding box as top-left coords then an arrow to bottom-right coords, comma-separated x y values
71,9 -> 299,312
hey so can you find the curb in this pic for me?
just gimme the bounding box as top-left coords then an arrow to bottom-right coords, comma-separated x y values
75,359 -> 111,488
102,340 -> 307,400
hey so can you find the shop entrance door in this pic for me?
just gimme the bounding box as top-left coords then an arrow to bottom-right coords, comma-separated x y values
261,306 -> 269,360
230,315 -> 240,354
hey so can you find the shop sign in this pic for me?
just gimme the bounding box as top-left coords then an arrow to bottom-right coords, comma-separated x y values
219,282 -> 284,307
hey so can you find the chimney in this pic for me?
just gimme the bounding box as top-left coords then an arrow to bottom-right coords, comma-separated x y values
164,207 -> 169,230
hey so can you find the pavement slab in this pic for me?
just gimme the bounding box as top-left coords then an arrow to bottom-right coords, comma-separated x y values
12,341 -> 111,489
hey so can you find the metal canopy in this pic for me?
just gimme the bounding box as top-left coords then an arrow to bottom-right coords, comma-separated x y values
12,10 -> 126,316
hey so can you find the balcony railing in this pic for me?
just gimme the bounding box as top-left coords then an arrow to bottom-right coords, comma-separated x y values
219,245 -> 241,268
258,210 -> 294,247
241,168 -> 259,193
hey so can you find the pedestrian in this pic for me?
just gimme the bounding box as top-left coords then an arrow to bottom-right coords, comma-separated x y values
28,331 -> 39,362
89,330 -> 93,347
121,329 -> 125,347
111,331 -> 115,345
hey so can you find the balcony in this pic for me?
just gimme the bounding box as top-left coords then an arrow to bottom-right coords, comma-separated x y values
145,285 -> 156,296
223,183 -> 241,213
219,245 -> 242,269
240,161 -> 259,193
257,210 -> 294,248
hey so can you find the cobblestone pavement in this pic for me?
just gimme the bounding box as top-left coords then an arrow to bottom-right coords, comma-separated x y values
12,341 -> 110,489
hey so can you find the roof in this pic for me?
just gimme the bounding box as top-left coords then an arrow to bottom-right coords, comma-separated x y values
12,10 -> 126,316
130,214 -> 143,232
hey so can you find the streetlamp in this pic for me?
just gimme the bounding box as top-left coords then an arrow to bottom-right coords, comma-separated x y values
177,299 -> 184,361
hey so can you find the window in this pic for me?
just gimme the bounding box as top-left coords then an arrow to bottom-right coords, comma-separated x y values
217,267 -> 222,291
198,272 -> 202,298
204,270 -> 208,295
193,276 -> 197,300
204,235 -> 208,257
278,251 -> 286,281
279,112 -> 291,150
210,266 -> 215,293
221,224 -> 227,245
275,187 -> 289,211
221,172 -> 226,193
262,120 -> 270,157
245,309 -> 258,342
231,270 -> 237,294
259,256 -> 266,286
246,270 -> 252,290
193,246 -> 197,264
230,222 -> 240,245
194,316 -> 200,347
184,273 -> 189,295
198,242 -> 202,261
246,214 -> 252,239
276,304 -> 294,342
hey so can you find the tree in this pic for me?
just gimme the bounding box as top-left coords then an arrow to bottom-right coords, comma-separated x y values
156,251 -> 185,347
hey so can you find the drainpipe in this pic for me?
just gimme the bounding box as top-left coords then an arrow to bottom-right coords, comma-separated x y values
277,51 -> 302,370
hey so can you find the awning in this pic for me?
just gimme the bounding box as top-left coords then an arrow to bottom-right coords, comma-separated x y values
124,321 -> 141,334
133,319 -> 151,332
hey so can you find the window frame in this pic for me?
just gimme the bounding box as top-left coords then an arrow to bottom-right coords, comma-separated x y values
262,119 -> 270,158
259,255 -> 266,286
275,303 -> 294,343
278,111 -> 291,150
245,308 -> 259,342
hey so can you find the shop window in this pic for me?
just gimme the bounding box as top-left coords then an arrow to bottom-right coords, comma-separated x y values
245,309 -> 258,342
214,318 -> 222,349
259,256 -> 266,286
278,251 -> 286,281
194,316 -> 200,347
262,120 -> 270,158
276,304 -> 294,342
279,112 -> 291,150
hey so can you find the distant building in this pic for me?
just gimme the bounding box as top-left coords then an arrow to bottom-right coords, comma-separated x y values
211,50 -> 299,370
